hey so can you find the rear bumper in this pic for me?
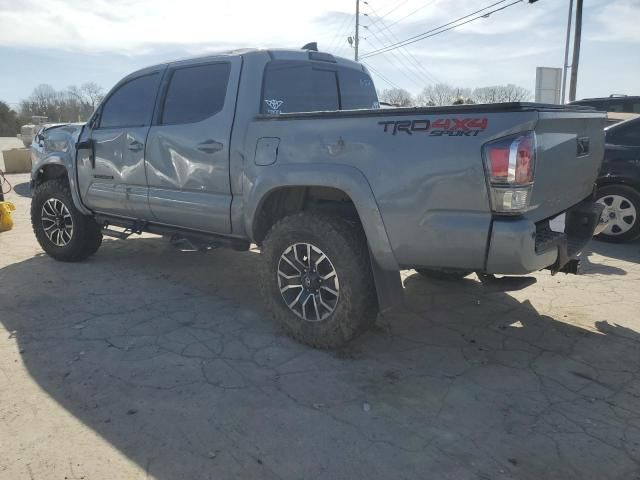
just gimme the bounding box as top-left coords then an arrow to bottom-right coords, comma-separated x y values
485,197 -> 603,275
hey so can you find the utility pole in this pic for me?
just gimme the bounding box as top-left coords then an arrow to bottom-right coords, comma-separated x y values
560,0 -> 573,104
354,0 -> 360,61
568,0 -> 583,102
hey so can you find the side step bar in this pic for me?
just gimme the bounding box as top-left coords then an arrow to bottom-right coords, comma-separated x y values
94,215 -> 251,252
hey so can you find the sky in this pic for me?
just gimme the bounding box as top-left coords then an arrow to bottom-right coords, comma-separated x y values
0,0 -> 638,108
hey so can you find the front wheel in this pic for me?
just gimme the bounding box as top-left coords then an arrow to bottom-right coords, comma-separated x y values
259,213 -> 378,349
31,178 -> 103,261
595,185 -> 640,243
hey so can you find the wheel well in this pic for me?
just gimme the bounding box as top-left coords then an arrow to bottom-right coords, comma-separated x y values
253,186 -> 361,244
35,164 -> 68,186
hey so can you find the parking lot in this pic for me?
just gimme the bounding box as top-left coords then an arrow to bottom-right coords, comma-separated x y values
1,171 -> 640,479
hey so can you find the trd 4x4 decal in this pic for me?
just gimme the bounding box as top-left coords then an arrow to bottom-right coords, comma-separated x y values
378,118 -> 489,136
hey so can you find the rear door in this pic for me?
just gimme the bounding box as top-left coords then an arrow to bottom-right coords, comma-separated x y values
77,69 -> 163,218
144,57 -> 240,233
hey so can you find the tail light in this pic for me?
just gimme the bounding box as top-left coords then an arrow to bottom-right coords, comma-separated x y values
483,131 -> 536,213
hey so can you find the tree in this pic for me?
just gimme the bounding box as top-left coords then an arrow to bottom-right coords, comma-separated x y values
379,88 -> 414,107
0,101 -> 19,136
19,82 -> 105,123
417,84 -> 471,106
471,84 -> 531,104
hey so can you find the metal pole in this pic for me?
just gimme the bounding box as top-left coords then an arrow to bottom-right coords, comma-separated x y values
355,0 -> 360,61
560,0 -> 573,104
568,0 -> 583,102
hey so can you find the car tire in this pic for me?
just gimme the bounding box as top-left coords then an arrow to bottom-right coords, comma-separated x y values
31,178 -> 103,261
416,268 -> 473,281
595,184 -> 640,243
259,212 -> 378,349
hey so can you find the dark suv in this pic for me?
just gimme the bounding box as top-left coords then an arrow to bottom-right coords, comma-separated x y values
596,116 -> 640,242
571,95 -> 640,114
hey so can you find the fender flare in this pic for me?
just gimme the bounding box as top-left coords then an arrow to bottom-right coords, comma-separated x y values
31,150 -> 93,216
245,163 -> 403,312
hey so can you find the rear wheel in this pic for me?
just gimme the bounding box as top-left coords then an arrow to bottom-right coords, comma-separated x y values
595,185 -> 640,243
416,268 -> 473,281
31,178 -> 102,261
259,213 -> 378,348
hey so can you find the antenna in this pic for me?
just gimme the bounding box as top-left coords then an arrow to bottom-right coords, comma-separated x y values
301,42 -> 318,51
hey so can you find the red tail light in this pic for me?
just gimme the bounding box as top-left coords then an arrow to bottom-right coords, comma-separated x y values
483,131 -> 536,213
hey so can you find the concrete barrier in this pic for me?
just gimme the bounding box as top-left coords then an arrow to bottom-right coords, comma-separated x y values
2,148 -> 32,174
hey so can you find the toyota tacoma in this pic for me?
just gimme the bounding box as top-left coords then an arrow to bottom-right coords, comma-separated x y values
31,47 -> 606,348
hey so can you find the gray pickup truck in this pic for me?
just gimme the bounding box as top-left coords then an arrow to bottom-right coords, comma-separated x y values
31,47 -> 606,348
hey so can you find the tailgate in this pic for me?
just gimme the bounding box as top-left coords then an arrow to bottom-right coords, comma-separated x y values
526,110 -> 606,222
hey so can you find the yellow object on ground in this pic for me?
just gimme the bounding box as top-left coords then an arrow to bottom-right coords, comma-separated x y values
0,201 -> 16,232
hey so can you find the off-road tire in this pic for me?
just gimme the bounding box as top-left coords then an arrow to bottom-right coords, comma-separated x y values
595,184 -> 640,243
31,178 -> 102,261
260,212 -> 378,349
416,268 -> 473,281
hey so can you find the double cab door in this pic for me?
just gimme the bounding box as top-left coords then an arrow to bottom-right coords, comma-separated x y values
76,56 -> 241,234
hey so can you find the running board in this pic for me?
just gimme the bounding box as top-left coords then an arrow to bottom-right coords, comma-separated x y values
95,214 -> 250,251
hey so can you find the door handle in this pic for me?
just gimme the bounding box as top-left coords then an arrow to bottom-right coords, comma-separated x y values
127,140 -> 144,152
197,139 -> 223,154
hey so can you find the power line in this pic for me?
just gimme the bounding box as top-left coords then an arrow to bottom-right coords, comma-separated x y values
361,61 -> 403,90
327,12 -> 354,54
385,0 -> 439,29
364,0 -> 411,28
363,2 -> 441,84
361,0 -> 518,59
363,25 -> 430,89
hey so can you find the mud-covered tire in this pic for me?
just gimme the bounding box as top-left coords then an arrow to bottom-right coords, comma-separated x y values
416,268 -> 473,281
31,178 -> 102,261
595,184 -> 640,243
259,212 -> 378,349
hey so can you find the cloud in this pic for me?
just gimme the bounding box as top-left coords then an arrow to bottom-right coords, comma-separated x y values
589,0 -> 640,43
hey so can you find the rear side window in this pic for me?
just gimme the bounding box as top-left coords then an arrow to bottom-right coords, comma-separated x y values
262,61 -> 339,114
100,73 -> 160,128
621,99 -> 640,113
161,63 -> 231,124
339,68 -> 379,110
609,100 -> 626,112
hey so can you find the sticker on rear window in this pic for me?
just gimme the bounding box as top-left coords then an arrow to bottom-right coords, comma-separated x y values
264,99 -> 284,114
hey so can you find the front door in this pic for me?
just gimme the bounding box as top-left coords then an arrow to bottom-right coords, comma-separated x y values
76,69 -> 163,219
144,57 -> 240,234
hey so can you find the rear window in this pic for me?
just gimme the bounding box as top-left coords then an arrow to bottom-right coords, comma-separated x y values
161,63 -> 231,124
339,68 -> 379,110
100,73 -> 159,128
262,61 -> 339,114
261,60 -> 378,114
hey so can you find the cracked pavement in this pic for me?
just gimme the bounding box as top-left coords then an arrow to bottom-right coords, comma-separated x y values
1,173 -> 640,479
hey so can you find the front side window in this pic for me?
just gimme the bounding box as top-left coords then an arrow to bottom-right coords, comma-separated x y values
339,68 -> 379,110
262,61 -> 339,114
161,63 -> 231,125
100,73 -> 160,128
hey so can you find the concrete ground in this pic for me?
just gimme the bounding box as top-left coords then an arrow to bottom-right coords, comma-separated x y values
1,171 -> 640,480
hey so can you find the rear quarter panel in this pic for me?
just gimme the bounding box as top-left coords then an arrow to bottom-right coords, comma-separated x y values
246,109 -> 540,270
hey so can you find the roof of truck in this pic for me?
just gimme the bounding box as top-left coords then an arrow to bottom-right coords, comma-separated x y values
129,48 -> 363,77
